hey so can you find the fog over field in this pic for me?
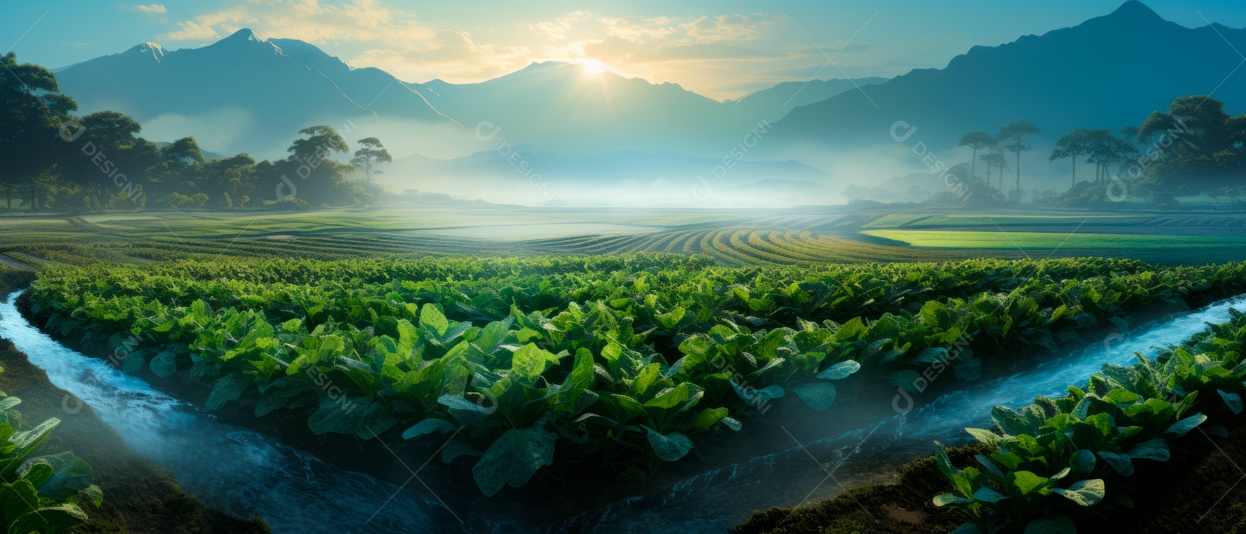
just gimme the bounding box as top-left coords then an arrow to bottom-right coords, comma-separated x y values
1,2 -> 1245,533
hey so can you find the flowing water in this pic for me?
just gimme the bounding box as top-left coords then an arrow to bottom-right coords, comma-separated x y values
0,292 -> 502,533
0,290 -> 1241,533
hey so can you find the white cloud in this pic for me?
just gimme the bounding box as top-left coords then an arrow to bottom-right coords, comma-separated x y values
164,0 -> 433,44
153,3 -> 862,99
681,14 -> 777,43
130,4 -> 167,13
352,30 -> 530,82
164,8 -> 249,40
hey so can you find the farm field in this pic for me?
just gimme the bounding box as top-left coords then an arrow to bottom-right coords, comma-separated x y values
862,230 -> 1246,250
4,206 -> 1246,267
3,204 -> 1246,532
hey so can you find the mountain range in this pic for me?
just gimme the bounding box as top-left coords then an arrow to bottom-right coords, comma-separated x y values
47,1 -> 1246,205
764,1 -> 1246,154
55,32 -> 885,159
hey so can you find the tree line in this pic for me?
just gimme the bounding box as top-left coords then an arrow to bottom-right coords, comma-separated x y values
0,52 -> 392,213
952,95 -> 1245,207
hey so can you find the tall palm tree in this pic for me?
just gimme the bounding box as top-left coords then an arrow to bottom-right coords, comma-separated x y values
996,121 -> 1042,194
1050,128 -> 1090,190
980,150 -> 1009,191
958,131 -> 996,179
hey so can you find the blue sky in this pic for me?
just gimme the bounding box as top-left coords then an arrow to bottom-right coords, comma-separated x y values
4,0 -> 1244,99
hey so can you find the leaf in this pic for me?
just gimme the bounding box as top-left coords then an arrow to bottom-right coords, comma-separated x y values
644,427 -> 694,462
419,303 -> 449,336
645,384 -> 690,410
1163,412 -> 1207,438
438,395 -> 494,414
791,381 -> 837,411
655,307 -> 686,330
965,428 -> 1001,447
401,418 -> 456,440
991,405 -> 1032,436
307,397 -> 367,435
149,350 -> 178,379
1126,438 -> 1171,462
975,454 -> 1006,480
1219,390 -> 1243,415
0,397 -> 21,412
817,360 -> 861,381
1069,449 -> 1097,479
933,493 -> 972,507
205,372 -> 246,411
472,425 -> 557,497
511,343 -> 555,381
19,452 -> 95,501
973,486 -> 1009,503
690,407 -> 729,431
1050,479 -> 1105,506
1009,471 -> 1048,496
7,503 -> 88,534
0,477 -> 40,520
121,351 -> 146,374
934,443 -> 959,479
1097,451 -> 1135,476
730,381 -> 784,406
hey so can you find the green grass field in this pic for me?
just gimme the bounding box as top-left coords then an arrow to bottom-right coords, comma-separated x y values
862,229 -> 1246,249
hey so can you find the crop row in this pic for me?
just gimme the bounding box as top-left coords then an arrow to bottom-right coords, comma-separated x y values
25,256 -> 1246,495
934,308 -> 1246,532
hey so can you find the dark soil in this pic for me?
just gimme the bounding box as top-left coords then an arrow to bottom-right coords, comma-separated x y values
733,444 -> 986,534
1080,419 -> 1246,533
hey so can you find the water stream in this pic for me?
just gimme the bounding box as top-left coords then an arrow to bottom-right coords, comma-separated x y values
1,290 -> 1241,533
0,292 -> 492,533
553,294 -> 1246,532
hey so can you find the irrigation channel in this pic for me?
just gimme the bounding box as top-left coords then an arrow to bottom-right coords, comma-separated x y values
1,290 -> 1242,533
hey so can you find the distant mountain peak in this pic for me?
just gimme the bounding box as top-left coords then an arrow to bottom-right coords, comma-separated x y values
124,41 -> 165,62
206,28 -> 287,57
224,28 -> 262,43
1104,1 -> 1165,24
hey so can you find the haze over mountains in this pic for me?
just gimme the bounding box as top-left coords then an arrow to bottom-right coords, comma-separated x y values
51,1 -> 1246,206
765,1 -> 1246,154
56,31 -> 882,160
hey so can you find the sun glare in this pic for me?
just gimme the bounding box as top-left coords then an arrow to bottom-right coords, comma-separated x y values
582,59 -> 607,75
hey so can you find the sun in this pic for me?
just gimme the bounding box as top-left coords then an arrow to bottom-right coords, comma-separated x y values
582,59 -> 608,75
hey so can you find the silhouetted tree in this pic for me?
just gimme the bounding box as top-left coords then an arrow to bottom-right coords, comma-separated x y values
958,131 -> 995,180
996,121 -> 1042,194
0,52 -> 77,211
981,147 -> 1009,190
1050,128 -> 1090,190
1137,96 -> 1246,195
351,137 -> 392,182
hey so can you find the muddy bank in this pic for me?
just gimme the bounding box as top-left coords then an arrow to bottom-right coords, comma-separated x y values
733,444 -> 986,533
736,414 -> 1246,534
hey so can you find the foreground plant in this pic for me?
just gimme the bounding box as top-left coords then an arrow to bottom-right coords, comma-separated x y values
0,384 -> 102,532
934,309 -> 1246,532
